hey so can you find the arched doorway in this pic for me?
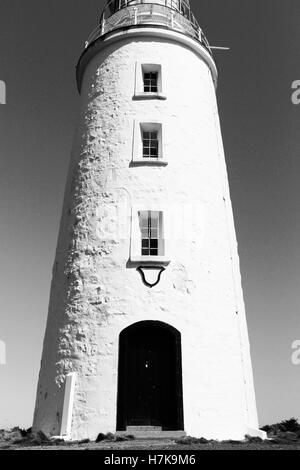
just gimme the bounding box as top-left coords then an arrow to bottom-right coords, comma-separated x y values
117,321 -> 184,431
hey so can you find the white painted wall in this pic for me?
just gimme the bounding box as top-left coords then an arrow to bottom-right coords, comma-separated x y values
33,31 -> 262,441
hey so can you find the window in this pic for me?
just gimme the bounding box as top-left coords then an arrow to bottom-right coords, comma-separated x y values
134,63 -> 166,100
132,121 -> 167,165
140,211 -> 162,256
143,72 -> 158,93
130,207 -> 170,265
142,130 -> 159,159
108,0 -> 127,15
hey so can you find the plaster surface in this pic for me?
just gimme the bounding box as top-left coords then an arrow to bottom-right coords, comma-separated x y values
33,35 -> 262,441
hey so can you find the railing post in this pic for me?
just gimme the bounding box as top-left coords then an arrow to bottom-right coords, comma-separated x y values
134,7 -> 138,25
189,4 -> 192,21
101,13 -> 106,35
171,11 -> 174,29
198,29 -> 202,42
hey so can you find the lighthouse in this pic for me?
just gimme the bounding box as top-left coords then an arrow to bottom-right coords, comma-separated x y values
33,0 -> 265,441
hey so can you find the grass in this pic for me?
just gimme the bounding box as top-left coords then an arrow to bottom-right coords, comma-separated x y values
2,419 -> 300,451
2,438 -> 300,451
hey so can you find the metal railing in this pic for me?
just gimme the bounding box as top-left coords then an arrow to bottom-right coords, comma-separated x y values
84,1 -> 212,56
104,1 -> 193,23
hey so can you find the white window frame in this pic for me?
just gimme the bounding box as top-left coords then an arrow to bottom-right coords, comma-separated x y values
134,62 -> 167,100
132,120 -> 168,166
130,205 -> 170,265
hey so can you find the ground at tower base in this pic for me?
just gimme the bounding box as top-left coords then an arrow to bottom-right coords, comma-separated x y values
1,419 -> 300,450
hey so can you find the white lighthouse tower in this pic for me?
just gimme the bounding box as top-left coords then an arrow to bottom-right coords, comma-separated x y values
33,0 -> 264,441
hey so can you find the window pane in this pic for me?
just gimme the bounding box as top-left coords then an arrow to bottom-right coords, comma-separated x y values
150,229 -> 158,238
139,211 -> 148,223
143,71 -> 158,92
142,239 -> 149,248
150,214 -> 159,226
150,239 -> 158,249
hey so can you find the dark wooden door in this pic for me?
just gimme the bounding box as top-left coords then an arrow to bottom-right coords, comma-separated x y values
117,322 -> 184,431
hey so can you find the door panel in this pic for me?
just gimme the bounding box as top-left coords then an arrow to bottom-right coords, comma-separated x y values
117,321 -> 184,431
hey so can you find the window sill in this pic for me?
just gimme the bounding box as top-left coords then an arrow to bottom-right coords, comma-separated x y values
131,158 -> 168,167
133,92 -> 167,101
130,256 -> 171,266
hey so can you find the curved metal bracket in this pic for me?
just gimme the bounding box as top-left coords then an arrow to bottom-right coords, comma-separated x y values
137,266 -> 166,288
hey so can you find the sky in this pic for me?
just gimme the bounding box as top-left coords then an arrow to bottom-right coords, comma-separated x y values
0,0 -> 300,429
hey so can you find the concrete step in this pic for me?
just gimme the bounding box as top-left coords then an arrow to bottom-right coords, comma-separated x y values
126,426 -> 164,433
117,427 -> 186,440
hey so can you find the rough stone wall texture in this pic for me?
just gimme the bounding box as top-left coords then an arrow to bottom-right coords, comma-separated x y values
33,36 -> 259,441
